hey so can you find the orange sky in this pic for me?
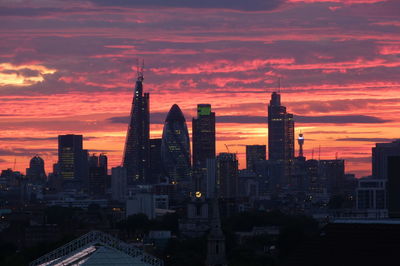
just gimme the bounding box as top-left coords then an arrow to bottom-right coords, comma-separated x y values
0,0 -> 399,177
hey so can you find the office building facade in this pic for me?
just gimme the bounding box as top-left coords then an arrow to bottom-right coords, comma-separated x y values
267,92 -> 294,185
58,134 -> 86,181
192,104 -> 216,168
246,145 -> 266,172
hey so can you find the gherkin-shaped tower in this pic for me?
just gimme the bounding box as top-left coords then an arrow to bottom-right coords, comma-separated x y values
161,104 -> 191,183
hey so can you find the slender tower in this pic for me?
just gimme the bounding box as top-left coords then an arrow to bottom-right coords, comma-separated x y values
123,62 -> 150,184
298,133 -> 304,158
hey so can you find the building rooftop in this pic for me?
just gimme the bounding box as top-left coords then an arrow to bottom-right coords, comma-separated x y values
333,219 -> 400,225
30,231 -> 163,266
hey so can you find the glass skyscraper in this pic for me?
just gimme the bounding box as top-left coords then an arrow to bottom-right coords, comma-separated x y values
161,104 -> 191,183
122,70 -> 150,184
267,92 -> 294,186
58,134 -> 85,180
192,104 -> 216,168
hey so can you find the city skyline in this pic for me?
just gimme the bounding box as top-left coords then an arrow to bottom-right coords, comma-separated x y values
1,0 -> 400,177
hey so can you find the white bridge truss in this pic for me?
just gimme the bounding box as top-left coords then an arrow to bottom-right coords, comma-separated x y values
29,230 -> 163,266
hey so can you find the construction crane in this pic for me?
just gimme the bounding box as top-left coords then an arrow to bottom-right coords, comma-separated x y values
224,144 -> 231,153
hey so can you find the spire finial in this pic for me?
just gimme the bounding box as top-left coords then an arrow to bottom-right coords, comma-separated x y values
136,58 -> 144,81
278,77 -> 281,93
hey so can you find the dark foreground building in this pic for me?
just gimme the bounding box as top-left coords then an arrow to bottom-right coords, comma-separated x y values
29,231 -> 163,266
388,156 -> 400,218
284,220 -> 400,266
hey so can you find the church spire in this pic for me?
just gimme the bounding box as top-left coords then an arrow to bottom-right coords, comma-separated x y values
205,195 -> 227,266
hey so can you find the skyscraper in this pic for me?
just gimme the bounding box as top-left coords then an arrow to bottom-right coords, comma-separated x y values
192,104 -> 216,168
122,67 -> 150,184
88,153 -> 107,197
267,91 -> 294,185
216,153 -> 238,199
246,145 -> 266,171
161,104 -> 191,184
58,134 -> 85,180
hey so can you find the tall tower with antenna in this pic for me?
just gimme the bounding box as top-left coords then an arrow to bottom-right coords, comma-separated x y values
298,133 -> 305,158
268,79 -> 295,186
123,60 -> 150,184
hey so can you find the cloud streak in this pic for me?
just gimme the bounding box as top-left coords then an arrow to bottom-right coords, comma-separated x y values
89,0 -> 284,11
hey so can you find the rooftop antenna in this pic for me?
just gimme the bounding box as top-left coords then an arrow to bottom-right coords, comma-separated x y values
136,58 -> 144,81
278,77 -> 281,93
13,158 -> 16,170
224,144 -> 230,153
311,148 -> 314,160
318,145 -> 321,161
335,152 -> 338,160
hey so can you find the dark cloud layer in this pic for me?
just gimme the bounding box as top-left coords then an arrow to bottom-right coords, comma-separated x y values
336,138 -> 397,142
294,115 -> 389,124
108,114 -> 389,125
344,157 -> 372,163
89,0 -> 283,11
0,136 -> 97,142
0,7 -> 60,17
108,112 -> 167,125
0,148 -> 57,156
0,137 -> 58,141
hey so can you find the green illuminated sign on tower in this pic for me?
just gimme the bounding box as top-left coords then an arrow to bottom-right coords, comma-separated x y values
198,104 -> 211,116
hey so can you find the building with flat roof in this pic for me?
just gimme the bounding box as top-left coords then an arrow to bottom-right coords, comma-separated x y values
372,139 -> 400,179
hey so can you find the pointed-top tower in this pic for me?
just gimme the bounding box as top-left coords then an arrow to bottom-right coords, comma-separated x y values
123,61 -> 150,184
205,195 -> 227,266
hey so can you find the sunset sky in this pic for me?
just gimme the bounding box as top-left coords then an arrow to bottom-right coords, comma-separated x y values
0,0 -> 399,177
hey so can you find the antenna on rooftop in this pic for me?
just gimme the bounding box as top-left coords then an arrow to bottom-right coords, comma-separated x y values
278,77 -> 281,93
224,144 -> 230,153
136,58 -> 144,81
318,145 -> 321,161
